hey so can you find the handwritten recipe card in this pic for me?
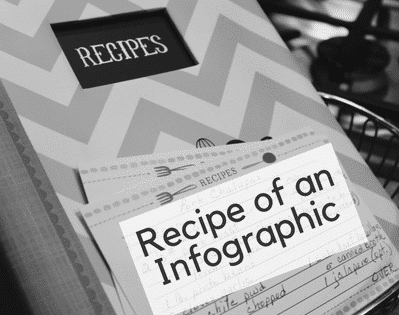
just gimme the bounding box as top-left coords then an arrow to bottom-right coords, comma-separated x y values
79,129 -> 399,315
119,143 -> 367,315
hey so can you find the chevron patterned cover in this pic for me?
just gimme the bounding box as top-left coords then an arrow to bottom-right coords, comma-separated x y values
1,0 -> 398,314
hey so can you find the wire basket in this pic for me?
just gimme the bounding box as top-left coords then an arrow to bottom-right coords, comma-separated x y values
319,92 -> 399,315
319,92 -> 399,206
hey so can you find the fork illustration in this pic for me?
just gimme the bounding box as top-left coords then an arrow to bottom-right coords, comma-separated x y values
154,164 -> 195,177
156,184 -> 198,205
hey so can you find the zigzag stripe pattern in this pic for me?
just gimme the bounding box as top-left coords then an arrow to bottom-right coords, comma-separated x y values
0,0 -> 140,70
0,0 -> 54,37
152,14 -> 303,105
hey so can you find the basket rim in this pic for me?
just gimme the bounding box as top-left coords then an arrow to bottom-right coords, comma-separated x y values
318,92 -> 399,138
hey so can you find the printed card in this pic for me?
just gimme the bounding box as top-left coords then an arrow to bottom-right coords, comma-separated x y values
177,181 -> 399,315
78,129 -> 389,315
90,179 -> 399,315
78,138 -> 255,204
78,128 -> 313,203
119,143 -> 366,315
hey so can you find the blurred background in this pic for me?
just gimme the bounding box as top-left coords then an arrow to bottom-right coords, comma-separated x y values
257,0 -> 399,212
258,0 -> 399,120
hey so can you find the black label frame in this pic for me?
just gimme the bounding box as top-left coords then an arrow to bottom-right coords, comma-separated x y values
51,9 -> 197,88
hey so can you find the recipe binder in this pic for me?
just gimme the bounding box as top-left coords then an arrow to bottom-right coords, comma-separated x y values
1,0 -> 399,314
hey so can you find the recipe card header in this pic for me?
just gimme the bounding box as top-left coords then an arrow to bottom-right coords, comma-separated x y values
51,9 -> 197,88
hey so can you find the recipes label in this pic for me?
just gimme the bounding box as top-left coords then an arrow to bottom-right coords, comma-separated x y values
51,9 -> 197,88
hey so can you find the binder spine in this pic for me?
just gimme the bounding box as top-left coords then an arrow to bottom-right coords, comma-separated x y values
0,81 -> 115,315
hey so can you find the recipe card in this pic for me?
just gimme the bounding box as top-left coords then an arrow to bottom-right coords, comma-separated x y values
78,128 -> 314,203
119,143 -> 365,315
88,177 -> 399,315
80,130 -> 371,315
79,139 -> 260,203
175,181 -> 399,315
